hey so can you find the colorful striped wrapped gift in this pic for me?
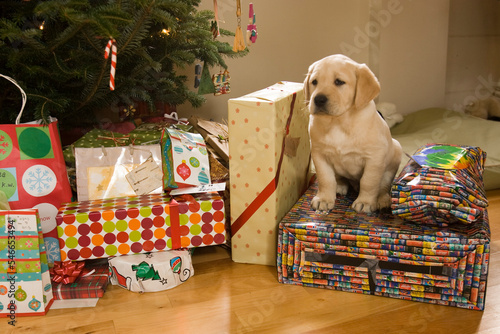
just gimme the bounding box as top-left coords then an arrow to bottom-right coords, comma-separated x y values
392,144 -> 488,226
278,182 -> 491,310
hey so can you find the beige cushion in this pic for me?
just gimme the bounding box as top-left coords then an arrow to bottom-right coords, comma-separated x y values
391,108 -> 500,190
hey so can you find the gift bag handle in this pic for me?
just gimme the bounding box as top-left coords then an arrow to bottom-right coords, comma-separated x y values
0,74 -> 27,125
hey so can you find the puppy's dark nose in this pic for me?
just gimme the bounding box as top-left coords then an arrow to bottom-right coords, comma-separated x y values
314,94 -> 328,108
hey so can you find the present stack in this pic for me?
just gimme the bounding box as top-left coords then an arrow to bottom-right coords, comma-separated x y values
392,144 -> 488,226
278,182 -> 490,310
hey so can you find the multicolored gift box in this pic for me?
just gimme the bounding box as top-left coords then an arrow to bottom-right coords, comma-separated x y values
278,182 -> 490,310
228,81 -> 311,265
50,259 -> 109,300
0,210 -> 54,317
56,192 -> 226,261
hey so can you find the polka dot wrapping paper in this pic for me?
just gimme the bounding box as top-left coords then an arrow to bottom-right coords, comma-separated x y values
0,210 -> 55,317
278,182 -> 490,311
228,82 -> 311,265
55,192 -> 226,261
0,119 -> 73,264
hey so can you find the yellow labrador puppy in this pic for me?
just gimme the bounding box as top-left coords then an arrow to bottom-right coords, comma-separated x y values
305,54 -> 402,213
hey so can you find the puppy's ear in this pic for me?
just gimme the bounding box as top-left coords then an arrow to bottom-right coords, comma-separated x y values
303,63 -> 315,105
354,64 -> 380,109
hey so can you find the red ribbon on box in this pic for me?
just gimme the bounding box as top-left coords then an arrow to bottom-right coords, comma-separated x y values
231,91 -> 297,235
50,261 -> 91,285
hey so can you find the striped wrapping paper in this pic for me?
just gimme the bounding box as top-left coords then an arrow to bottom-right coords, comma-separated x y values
278,182 -> 490,310
391,144 -> 488,226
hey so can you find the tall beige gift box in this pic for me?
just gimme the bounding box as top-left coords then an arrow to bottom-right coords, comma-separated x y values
228,81 -> 311,265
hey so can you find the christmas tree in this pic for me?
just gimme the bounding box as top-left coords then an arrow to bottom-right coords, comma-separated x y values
0,0 -> 247,128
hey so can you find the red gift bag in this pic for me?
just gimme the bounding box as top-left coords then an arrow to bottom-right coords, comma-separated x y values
0,74 -> 72,263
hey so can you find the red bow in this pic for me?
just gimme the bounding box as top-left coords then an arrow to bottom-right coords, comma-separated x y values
50,261 -> 90,285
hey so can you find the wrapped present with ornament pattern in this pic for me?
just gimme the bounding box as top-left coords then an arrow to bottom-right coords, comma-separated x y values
109,249 -> 193,293
228,81 -> 311,265
55,192 -> 226,262
278,182 -> 490,311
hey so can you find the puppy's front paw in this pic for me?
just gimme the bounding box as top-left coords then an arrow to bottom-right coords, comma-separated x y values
352,198 -> 377,214
311,195 -> 336,212
377,193 -> 391,210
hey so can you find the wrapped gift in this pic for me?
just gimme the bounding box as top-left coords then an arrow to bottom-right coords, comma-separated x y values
0,210 -> 54,317
63,128 -> 163,167
75,144 -> 163,201
228,81 -> 311,265
50,259 -> 109,300
109,249 -> 193,293
56,192 -> 226,261
278,182 -> 490,310
392,144 -> 488,226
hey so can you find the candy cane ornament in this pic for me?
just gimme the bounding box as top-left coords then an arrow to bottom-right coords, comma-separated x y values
104,38 -> 117,91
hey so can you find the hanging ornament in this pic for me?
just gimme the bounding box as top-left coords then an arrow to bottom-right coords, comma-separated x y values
246,3 -> 258,44
194,64 -> 202,89
28,296 -> 42,312
177,160 -> 191,181
198,167 -> 209,184
15,285 -> 27,302
0,302 -> 3,312
0,285 -> 7,295
233,0 -> 246,52
198,63 -> 216,95
212,69 -> 230,96
104,38 -> 117,91
211,0 -> 221,39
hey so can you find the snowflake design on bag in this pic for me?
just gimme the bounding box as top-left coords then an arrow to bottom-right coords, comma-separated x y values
26,168 -> 53,192
22,165 -> 57,197
44,238 -> 61,263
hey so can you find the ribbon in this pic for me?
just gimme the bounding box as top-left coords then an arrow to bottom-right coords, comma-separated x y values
50,261 -> 92,285
169,199 -> 181,249
231,92 -> 297,236
104,38 -> 117,90
96,133 -> 132,146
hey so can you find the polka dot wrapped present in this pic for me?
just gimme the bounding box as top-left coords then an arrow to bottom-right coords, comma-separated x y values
55,192 -> 226,261
228,82 -> 311,265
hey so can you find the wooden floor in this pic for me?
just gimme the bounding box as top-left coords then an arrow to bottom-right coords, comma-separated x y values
3,189 -> 500,334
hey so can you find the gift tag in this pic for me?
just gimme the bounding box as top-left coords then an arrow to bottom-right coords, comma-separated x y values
5,212 -> 38,232
125,157 -> 163,195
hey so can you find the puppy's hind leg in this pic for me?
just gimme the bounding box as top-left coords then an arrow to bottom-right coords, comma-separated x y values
335,175 -> 350,196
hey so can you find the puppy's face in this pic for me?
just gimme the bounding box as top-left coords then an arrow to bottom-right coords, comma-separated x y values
304,54 -> 380,116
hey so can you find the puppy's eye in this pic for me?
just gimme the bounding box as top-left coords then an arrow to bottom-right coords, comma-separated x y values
334,79 -> 345,86
311,79 -> 317,86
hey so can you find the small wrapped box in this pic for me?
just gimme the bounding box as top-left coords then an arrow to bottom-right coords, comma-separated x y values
109,249 -> 193,293
228,81 -> 311,265
50,259 -> 109,300
278,182 -> 490,310
56,192 -> 226,261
